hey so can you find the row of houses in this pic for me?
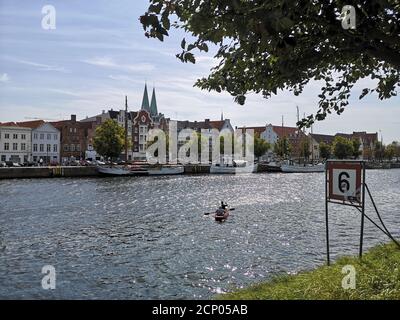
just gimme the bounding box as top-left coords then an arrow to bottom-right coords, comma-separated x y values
0,83 -> 378,164
238,124 -> 378,161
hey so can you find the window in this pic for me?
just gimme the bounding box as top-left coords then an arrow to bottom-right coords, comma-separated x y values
34,133 -> 38,139
13,143 -> 18,151
40,134 -> 44,140
134,136 -> 138,142
33,144 -> 38,152
5,133 -> 9,139
53,144 -> 57,152
40,144 -> 44,152
69,128 -> 73,133
13,134 -> 18,139
21,143 -> 26,151
4,143 -> 9,150
47,144 -> 51,152
21,134 -> 26,140
33,156 -> 37,162
76,144 -> 80,152
47,134 -> 51,140
70,144 -> 75,152
54,134 -> 58,140
134,127 -> 138,133
64,145 -> 69,151
2,155 -> 7,162
74,128 -> 77,133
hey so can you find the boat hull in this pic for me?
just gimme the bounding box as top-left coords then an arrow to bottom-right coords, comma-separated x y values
210,164 -> 257,174
214,210 -> 229,222
97,166 -> 134,176
281,164 -> 325,173
148,166 -> 184,175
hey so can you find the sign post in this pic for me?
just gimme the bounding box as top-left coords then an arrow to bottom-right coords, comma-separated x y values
325,160 -> 366,265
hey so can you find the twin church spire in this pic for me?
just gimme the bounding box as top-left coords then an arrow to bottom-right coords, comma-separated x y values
141,83 -> 158,117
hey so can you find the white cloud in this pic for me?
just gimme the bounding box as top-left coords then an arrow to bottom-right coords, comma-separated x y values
83,56 -> 155,72
0,73 -> 9,83
3,57 -> 69,73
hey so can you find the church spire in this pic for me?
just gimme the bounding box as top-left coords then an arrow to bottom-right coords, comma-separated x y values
221,110 -> 224,121
141,83 -> 150,111
150,86 -> 158,117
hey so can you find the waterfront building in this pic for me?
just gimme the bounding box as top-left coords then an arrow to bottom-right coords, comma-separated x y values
17,120 -> 60,164
237,123 -> 306,160
309,131 -> 378,160
51,115 -> 87,164
309,133 -> 336,161
336,132 -> 378,160
0,122 -> 32,163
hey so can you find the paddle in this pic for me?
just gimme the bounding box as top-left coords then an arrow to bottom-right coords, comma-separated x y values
204,208 -> 235,215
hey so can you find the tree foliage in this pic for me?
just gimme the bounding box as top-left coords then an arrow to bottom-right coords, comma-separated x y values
332,136 -> 354,159
319,141 -> 331,160
299,137 -> 311,161
93,119 -> 126,160
274,136 -> 292,158
254,136 -> 270,159
140,1 -> 400,127
351,138 -> 362,158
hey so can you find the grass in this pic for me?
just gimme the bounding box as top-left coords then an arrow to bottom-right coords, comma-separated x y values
218,242 -> 400,300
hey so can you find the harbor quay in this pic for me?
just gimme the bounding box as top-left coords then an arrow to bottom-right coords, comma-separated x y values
0,164 -> 211,179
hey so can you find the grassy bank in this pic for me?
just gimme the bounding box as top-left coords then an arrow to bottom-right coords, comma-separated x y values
219,242 -> 400,300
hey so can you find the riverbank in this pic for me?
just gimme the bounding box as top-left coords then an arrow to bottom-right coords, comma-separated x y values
218,242 -> 400,300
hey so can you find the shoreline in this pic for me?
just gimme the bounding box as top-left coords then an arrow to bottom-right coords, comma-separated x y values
0,164 -> 399,179
217,242 -> 400,300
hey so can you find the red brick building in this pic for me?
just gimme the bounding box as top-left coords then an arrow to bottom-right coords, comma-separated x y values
51,115 -> 87,163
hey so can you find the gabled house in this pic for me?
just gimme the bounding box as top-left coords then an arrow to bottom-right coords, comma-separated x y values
17,120 -> 60,164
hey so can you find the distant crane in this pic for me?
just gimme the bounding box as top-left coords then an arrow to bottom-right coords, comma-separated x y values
24,116 -> 62,121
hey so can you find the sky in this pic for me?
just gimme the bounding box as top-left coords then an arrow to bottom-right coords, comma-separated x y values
0,0 -> 399,143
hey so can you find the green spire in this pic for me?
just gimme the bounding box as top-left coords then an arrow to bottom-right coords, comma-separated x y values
141,83 -> 150,111
150,87 -> 158,117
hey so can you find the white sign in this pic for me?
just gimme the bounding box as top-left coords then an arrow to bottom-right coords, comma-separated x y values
332,168 -> 357,199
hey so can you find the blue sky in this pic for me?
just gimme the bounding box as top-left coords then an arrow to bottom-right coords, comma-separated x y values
0,0 -> 399,143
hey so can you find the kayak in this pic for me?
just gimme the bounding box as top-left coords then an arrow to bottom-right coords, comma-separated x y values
214,208 -> 229,222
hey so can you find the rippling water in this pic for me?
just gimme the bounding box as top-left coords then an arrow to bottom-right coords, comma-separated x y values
0,169 -> 399,299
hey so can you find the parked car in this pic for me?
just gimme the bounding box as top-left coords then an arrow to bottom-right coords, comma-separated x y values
94,160 -> 105,165
0,161 -> 6,167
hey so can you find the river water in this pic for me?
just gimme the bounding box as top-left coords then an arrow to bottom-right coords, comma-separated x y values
0,169 -> 399,299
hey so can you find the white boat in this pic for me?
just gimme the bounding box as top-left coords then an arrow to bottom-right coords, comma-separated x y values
281,163 -> 325,173
97,166 -> 134,176
210,160 -> 257,174
148,165 -> 184,175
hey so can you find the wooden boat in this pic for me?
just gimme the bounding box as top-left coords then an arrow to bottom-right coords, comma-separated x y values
214,208 -> 230,222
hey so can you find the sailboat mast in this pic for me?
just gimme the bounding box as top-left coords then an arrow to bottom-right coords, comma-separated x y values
125,95 -> 128,162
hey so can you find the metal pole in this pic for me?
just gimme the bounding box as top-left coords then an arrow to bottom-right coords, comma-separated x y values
325,162 -> 330,265
359,161 -> 366,259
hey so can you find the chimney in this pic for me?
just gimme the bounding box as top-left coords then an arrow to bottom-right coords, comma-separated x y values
205,119 -> 210,124
102,110 -> 105,114
71,114 -> 76,122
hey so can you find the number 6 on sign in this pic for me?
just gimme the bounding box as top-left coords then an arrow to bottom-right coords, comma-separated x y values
327,162 -> 362,204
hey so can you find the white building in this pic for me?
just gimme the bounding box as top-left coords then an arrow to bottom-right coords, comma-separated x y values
0,122 -> 32,163
17,121 -> 60,164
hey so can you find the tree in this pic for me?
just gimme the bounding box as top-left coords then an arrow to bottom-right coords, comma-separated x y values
254,136 -> 270,160
384,142 -> 396,161
299,138 -> 311,162
332,136 -> 353,159
319,141 -> 331,160
140,1 -> 400,128
274,137 -> 291,159
351,138 -> 362,159
93,119 -> 126,160
374,141 -> 385,161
